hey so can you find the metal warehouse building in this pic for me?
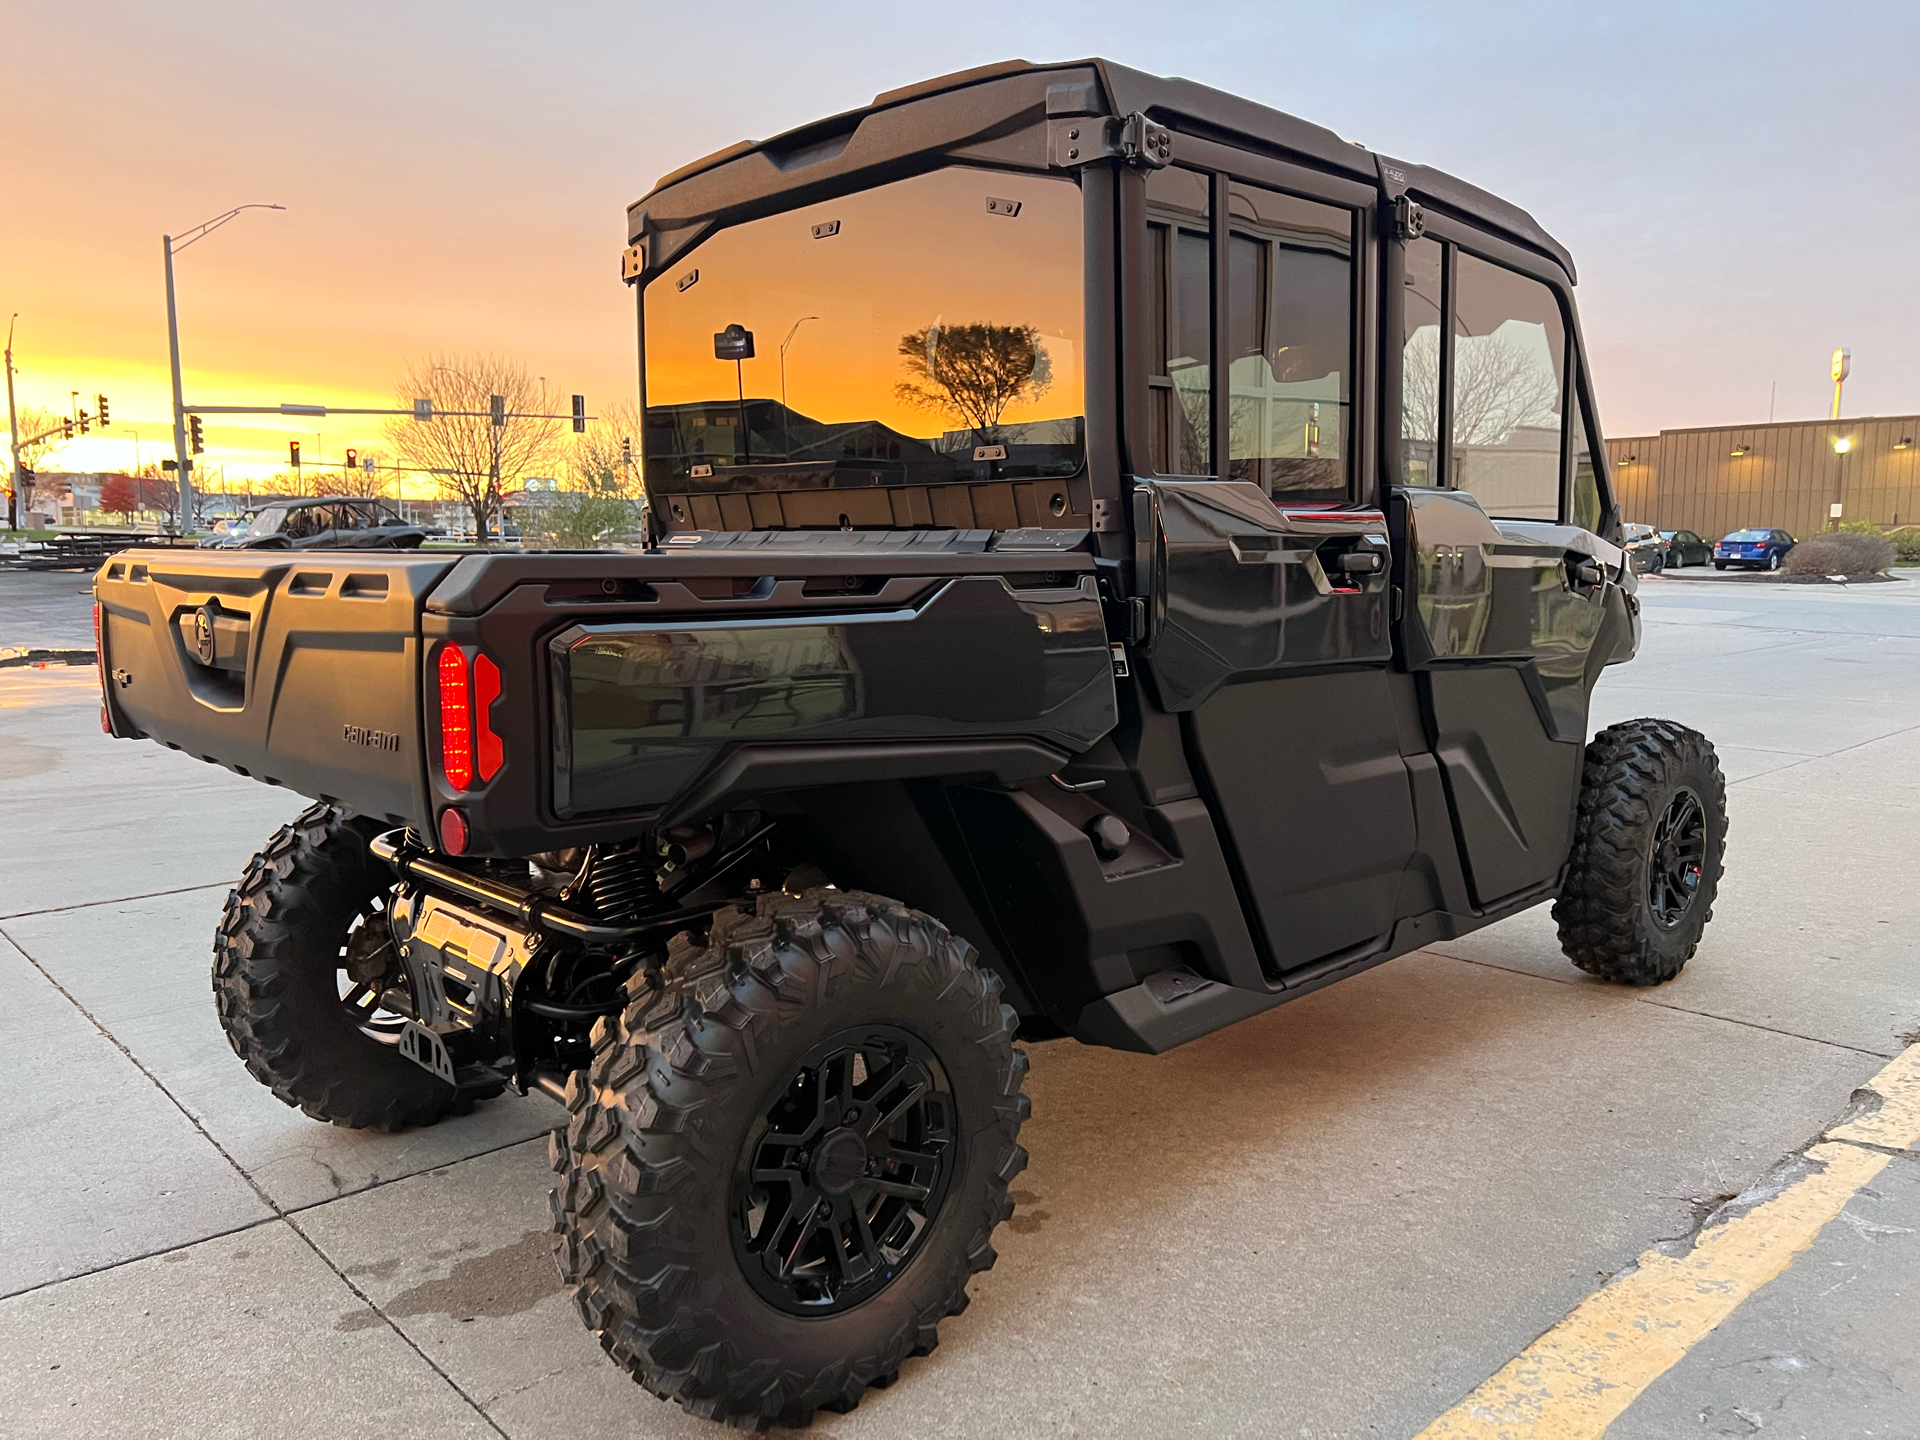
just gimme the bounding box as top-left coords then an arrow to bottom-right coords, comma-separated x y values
1605,415 -> 1919,538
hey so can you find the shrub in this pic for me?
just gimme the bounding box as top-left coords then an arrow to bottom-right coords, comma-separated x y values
1782,532 -> 1895,575
521,490 -> 641,550
1890,528 -> 1920,563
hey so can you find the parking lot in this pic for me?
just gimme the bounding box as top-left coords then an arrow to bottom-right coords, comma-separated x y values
2,571 -> 1915,1438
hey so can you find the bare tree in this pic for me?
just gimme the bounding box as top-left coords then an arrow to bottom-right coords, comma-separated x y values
315,453 -> 396,501
566,401 -> 644,498
1403,328 -> 1560,450
894,323 -> 1052,438
10,404 -> 71,512
383,354 -> 559,536
519,402 -> 644,550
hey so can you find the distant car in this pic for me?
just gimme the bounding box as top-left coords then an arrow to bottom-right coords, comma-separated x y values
1621,522 -> 1666,574
1714,528 -> 1796,571
200,496 -> 426,551
1658,529 -> 1713,568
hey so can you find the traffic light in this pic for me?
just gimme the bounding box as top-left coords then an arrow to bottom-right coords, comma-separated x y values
97,395 -> 109,427
62,418 -> 73,439
345,448 -> 357,471
290,440 -> 301,468
189,415 -> 205,454
571,395 -> 586,434
620,436 -> 633,466
490,394 -> 506,427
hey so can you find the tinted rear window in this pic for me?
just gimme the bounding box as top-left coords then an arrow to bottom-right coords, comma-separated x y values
1725,530 -> 1768,541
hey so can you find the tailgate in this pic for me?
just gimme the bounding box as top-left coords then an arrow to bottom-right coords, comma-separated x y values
95,550 -> 458,825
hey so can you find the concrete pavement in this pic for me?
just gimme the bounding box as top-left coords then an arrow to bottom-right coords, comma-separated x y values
1,573 -> 1914,1437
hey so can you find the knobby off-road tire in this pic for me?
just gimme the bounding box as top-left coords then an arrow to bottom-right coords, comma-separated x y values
214,801 -> 493,1130
1554,719 -> 1727,985
549,888 -> 1030,1430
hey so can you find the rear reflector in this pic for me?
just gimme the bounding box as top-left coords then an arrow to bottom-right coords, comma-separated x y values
437,644 -> 473,791
438,806 -> 470,855
473,653 -> 503,782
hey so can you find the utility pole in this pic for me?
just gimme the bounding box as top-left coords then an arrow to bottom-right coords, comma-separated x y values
5,315 -> 20,531
1831,348 -> 1850,421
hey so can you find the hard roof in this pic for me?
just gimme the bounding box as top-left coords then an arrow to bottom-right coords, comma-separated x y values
634,57 -> 1575,282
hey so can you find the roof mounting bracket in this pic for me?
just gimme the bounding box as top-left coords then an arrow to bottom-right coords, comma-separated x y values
1395,196 -> 1427,240
1049,112 -> 1172,170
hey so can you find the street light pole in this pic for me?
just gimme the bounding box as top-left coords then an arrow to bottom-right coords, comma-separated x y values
164,234 -> 190,529
164,203 -> 285,533
779,315 -> 819,457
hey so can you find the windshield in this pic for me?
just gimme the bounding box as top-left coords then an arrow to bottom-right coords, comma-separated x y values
246,508 -> 288,538
643,166 -> 1085,497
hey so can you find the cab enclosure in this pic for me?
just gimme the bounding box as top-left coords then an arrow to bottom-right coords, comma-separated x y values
97,57 -> 1636,1063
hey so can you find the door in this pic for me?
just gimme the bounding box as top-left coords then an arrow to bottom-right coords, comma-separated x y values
1392,227 -> 1614,906
1136,168 -> 1416,973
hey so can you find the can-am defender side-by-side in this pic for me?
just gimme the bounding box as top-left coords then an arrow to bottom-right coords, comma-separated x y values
94,59 -> 1727,1430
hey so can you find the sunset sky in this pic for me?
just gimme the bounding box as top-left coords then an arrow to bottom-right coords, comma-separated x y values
5,0 -> 1916,486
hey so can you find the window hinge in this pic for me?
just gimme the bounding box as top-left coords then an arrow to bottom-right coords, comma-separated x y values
1395,196 -> 1427,240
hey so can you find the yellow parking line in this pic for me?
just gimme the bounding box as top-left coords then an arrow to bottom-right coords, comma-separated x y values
1415,1044 -> 1920,1439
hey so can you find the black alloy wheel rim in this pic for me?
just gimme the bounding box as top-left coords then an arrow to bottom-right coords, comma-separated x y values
730,1025 -> 958,1316
337,893 -> 413,1043
1648,787 -> 1707,928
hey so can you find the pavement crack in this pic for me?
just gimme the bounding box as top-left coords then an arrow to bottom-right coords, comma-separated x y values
0,880 -> 232,921
0,924 -> 512,1439
1435,952 -> 1896,1058
0,1213 -> 283,1302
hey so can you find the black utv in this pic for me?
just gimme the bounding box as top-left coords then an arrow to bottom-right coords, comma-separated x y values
93,58 -> 1726,1430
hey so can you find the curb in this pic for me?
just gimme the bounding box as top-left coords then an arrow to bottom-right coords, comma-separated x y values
0,647 -> 97,669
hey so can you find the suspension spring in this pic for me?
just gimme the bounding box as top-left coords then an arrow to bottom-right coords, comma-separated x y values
585,846 -> 657,923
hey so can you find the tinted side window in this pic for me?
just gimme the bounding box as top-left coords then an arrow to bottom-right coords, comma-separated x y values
1451,252 -> 1566,520
1401,237 -> 1443,486
1146,167 -> 1212,475
1570,387 -> 1601,533
1224,184 -> 1351,501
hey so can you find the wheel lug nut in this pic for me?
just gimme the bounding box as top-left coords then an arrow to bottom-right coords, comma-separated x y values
844,1107 -> 859,1124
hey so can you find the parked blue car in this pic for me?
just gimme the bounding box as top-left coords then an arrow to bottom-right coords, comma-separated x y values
1714,528 -> 1796,571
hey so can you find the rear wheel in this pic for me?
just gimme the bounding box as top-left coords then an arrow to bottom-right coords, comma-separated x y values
1553,720 -> 1727,985
1768,551 -> 1782,571
213,802 -> 496,1130
549,888 -> 1029,1429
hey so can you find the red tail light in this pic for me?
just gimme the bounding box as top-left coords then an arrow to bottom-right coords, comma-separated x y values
436,644 -> 503,791
437,644 -> 474,790
473,653 -> 503,782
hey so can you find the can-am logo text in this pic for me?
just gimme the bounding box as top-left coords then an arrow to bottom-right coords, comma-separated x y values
343,724 -> 401,752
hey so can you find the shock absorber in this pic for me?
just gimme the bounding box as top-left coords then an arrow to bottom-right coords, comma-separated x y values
584,846 -> 658,923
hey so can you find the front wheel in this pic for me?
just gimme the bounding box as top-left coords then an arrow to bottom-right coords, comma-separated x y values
1553,720 -> 1727,985
549,888 -> 1029,1429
